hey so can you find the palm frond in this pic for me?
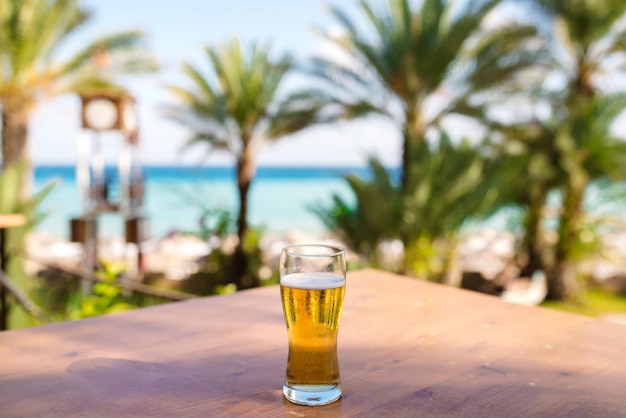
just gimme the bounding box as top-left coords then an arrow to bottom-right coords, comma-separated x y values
168,37 -> 324,164
535,0 -> 626,48
312,157 -> 401,259
177,62 -> 219,104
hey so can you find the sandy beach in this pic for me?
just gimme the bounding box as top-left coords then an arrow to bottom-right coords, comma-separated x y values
23,227 -> 626,319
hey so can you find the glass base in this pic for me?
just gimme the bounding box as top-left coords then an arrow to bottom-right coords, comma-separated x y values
283,384 -> 342,406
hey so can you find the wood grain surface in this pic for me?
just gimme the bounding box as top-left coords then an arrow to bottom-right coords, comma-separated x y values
1,269 -> 625,417
0,214 -> 26,229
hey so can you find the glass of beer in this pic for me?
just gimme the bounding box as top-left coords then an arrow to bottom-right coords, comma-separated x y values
279,244 -> 346,406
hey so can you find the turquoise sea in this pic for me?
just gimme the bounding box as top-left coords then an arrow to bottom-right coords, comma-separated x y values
34,165 -> 377,239
33,165 -> 625,241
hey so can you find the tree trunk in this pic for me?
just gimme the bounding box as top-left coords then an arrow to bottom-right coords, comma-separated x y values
400,102 -> 425,197
440,241 -> 461,287
520,186 -> 548,277
1,108 -> 32,327
1,108 -> 31,198
548,259 -> 580,302
399,103 -> 427,272
230,148 -> 258,289
547,180 -> 586,301
400,125 -> 412,196
1,109 -> 29,169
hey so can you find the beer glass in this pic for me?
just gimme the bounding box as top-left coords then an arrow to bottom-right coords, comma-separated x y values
279,244 -> 346,406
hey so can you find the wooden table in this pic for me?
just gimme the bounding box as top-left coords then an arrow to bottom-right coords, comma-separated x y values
1,269 -> 625,417
0,214 -> 27,230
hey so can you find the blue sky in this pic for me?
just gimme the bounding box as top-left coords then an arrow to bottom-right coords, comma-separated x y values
29,0 -> 401,167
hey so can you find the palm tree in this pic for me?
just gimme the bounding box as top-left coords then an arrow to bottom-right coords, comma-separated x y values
0,0 -> 155,189
310,0 -> 542,193
316,134 -> 515,281
0,161 -> 54,327
481,115 -> 561,279
313,157 -> 402,269
550,94 -> 626,299
308,0 -> 544,280
528,0 -> 626,300
0,0 -> 154,327
167,38 -> 325,289
400,134 -> 515,281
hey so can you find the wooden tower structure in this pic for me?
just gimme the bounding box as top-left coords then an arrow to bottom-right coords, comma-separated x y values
71,91 -> 147,288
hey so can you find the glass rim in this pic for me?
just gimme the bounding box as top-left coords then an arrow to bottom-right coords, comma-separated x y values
282,244 -> 345,258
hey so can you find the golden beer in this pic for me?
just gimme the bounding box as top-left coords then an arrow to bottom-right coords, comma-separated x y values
280,272 -> 345,405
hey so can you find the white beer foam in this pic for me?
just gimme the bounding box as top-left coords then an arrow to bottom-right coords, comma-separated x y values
281,272 -> 345,289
